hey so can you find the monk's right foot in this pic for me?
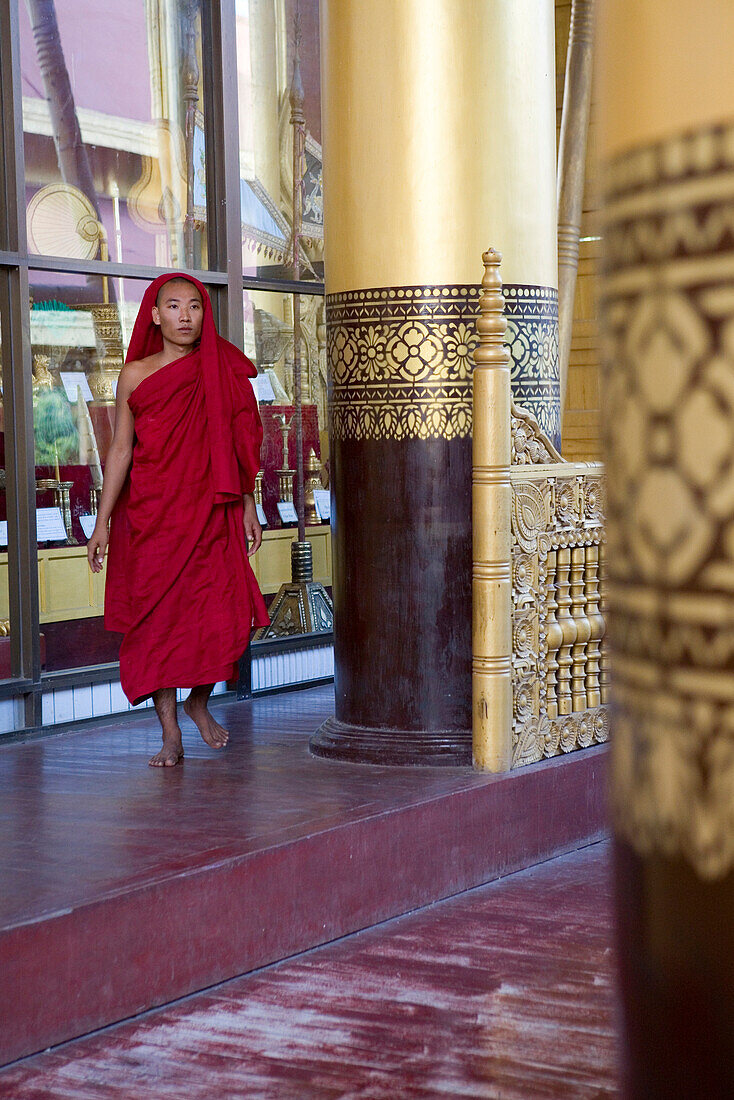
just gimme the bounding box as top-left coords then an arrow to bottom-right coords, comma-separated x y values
149,739 -> 184,767
183,698 -> 229,750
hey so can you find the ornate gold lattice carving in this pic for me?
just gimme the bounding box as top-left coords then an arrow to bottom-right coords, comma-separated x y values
511,402 -> 563,465
506,383 -> 607,767
603,120 -> 734,880
510,460 -> 607,768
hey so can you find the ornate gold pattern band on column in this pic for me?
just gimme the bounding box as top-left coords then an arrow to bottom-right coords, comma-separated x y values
503,286 -> 560,449
327,285 -> 478,441
327,283 -> 559,443
602,120 -> 734,881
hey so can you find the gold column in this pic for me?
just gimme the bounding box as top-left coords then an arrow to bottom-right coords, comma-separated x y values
598,2 -> 734,1093
313,0 -> 559,765
472,250 -> 512,771
322,0 -> 560,441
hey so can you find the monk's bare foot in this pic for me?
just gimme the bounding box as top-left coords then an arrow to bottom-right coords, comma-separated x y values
183,698 -> 229,750
149,739 -> 184,767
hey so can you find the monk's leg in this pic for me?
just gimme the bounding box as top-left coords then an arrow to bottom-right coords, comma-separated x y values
149,687 -> 184,767
183,683 -> 229,749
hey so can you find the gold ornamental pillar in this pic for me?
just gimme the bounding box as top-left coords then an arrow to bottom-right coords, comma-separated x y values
311,0 -> 558,765
472,250 -> 513,772
598,3 -> 734,1095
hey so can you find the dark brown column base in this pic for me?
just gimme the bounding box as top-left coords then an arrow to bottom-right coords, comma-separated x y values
615,838 -> 734,1099
310,716 -> 472,767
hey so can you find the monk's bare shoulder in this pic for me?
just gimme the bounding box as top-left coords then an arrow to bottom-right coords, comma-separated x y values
117,355 -> 160,400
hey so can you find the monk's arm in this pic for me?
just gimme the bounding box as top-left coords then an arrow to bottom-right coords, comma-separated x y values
242,492 -> 262,557
87,365 -> 138,573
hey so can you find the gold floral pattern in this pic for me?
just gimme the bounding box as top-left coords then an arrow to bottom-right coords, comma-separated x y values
327,284 -> 560,441
327,285 -> 478,441
504,286 -> 560,447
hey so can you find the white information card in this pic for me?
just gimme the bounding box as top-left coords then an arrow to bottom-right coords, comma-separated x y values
276,501 -> 298,525
78,514 -> 97,540
313,489 -> 331,522
59,372 -> 94,403
255,503 -> 267,527
36,507 -> 68,542
0,521 -> 7,547
252,373 -> 276,404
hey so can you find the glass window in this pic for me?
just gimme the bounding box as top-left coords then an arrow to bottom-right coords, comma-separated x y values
244,287 -> 328,529
21,1 -> 211,270
237,0 -> 323,282
29,269 -> 151,673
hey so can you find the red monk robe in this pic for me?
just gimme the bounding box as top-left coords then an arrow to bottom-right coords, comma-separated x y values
104,273 -> 269,704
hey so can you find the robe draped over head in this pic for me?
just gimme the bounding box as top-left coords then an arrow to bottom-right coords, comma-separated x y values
104,272 -> 270,705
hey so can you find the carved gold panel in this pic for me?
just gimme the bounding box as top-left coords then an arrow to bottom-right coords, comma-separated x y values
508,402 -> 607,767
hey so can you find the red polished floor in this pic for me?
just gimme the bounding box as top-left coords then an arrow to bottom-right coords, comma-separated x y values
0,841 -> 618,1098
0,684 -> 489,928
0,684 -> 608,1066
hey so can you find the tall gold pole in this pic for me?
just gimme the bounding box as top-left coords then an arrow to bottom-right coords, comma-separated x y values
472,249 -> 512,772
258,0 -> 337,638
290,7 -> 306,544
557,0 -> 595,414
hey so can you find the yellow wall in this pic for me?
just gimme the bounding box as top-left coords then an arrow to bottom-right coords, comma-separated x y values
0,527 -> 332,626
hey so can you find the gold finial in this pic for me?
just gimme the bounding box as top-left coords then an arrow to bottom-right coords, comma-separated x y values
476,248 -> 510,372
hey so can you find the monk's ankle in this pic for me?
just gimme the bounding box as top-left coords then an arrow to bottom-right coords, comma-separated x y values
184,696 -> 207,714
160,727 -> 182,744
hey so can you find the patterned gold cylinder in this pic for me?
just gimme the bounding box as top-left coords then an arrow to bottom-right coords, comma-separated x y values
312,0 -> 558,765
599,2 -> 734,1094
320,0 -> 559,436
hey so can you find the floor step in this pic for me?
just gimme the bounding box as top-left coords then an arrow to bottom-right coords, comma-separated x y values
0,685 -> 607,1066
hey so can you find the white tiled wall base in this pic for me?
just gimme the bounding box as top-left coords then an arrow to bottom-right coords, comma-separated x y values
0,643 -> 335,735
0,698 -> 21,735
34,679 -> 230,731
251,644 -> 334,692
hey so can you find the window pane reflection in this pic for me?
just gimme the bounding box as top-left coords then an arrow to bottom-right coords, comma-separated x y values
237,0 -> 323,282
29,270 -> 149,672
244,288 -> 328,529
21,1 -> 210,270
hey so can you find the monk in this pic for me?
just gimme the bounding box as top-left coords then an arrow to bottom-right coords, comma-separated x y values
87,273 -> 270,766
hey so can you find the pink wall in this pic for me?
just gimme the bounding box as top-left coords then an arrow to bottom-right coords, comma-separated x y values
20,0 -> 152,121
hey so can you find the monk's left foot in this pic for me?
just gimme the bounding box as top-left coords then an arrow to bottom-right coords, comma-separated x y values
149,738 -> 184,767
183,698 -> 229,750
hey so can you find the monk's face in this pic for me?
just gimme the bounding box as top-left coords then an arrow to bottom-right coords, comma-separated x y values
152,280 -> 204,347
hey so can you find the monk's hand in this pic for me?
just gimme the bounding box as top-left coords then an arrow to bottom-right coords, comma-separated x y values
243,494 -> 262,557
87,523 -> 108,573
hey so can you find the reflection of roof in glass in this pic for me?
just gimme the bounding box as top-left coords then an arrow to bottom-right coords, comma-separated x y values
240,179 -> 286,241
240,178 -> 289,260
23,97 -> 158,156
